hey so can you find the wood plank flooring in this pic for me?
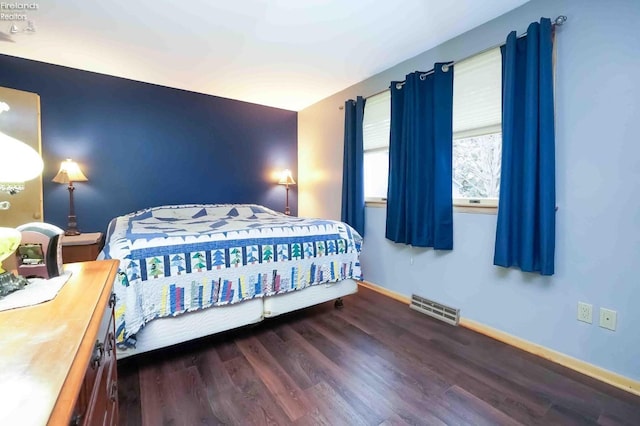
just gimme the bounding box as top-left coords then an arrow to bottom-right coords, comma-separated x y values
118,286 -> 640,425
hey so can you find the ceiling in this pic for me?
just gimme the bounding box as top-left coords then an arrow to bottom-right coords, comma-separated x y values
0,1 -> 529,111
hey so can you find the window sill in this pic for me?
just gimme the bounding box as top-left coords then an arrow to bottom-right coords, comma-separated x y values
454,205 -> 497,215
365,200 -> 387,208
365,200 -> 497,215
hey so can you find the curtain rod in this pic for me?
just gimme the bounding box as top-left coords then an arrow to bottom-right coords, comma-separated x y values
350,15 -> 567,102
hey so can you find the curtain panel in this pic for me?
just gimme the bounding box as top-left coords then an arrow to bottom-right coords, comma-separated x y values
494,18 -> 556,275
341,96 -> 366,237
386,64 -> 454,249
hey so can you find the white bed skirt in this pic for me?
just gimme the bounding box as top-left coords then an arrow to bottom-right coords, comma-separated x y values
117,279 -> 358,359
263,278 -> 357,317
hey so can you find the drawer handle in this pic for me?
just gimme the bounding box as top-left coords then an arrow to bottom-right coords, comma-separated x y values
109,381 -> 118,402
109,292 -> 116,309
69,413 -> 82,426
106,332 -> 114,353
91,340 -> 104,369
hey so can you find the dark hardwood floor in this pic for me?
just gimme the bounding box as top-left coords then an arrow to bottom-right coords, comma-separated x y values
118,286 -> 640,425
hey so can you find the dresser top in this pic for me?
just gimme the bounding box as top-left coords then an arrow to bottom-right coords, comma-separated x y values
0,259 -> 119,426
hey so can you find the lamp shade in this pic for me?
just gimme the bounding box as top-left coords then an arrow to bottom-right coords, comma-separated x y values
52,159 -> 88,184
0,131 -> 43,183
0,227 -> 21,274
278,169 -> 296,185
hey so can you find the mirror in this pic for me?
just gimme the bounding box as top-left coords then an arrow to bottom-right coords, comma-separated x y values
0,87 -> 43,228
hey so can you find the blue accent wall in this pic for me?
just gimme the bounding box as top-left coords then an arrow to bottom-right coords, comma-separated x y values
0,55 -> 297,232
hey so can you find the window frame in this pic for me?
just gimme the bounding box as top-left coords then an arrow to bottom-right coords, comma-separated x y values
451,47 -> 502,209
452,124 -> 502,209
363,89 -> 391,203
363,146 -> 389,203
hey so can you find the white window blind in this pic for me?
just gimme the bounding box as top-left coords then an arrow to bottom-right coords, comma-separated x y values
363,90 -> 391,152
452,47 -> 502,207
363,90 -> 391,200
452,48 -> 502,139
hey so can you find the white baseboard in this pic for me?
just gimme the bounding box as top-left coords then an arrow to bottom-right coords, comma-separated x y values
358,281 -> 640,397
357,280 -> 411,304
459,318 -> 640,397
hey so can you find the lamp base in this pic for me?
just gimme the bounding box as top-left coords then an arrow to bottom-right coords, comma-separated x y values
284,185 -> 291,215
65,214 -> 81,236
0,271 -> 30,299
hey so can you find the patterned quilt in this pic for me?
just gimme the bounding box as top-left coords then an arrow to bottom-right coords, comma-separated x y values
101,204 -> 362,346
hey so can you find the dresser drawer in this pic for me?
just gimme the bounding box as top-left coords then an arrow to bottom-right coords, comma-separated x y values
85,306 -> 113,396
85,349 -> 116,426
72,292 -> 118,426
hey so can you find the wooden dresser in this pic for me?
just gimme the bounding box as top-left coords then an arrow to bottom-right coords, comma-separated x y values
0,259 -> 120,426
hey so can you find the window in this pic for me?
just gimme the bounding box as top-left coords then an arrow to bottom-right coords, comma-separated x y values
452,132 -> 501,202
452,47 -> 502,207
363,90 -> 391,201
362,47 -> 502,206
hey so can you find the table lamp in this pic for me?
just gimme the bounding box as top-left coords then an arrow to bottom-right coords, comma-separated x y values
0,126 -> 44,296
278,169 -> 296,215
52,159 -> 88,236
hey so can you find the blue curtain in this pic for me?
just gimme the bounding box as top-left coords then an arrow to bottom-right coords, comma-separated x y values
494,18 -> 556,275
341,96 -> 365,236
386,64 -> 454,249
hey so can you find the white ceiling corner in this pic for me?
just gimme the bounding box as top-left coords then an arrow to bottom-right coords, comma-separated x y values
0,0 -> 530,111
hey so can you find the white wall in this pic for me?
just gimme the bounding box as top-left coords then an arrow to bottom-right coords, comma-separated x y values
298,0 -> 640,382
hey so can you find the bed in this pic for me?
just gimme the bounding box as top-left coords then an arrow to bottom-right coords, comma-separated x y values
99,204 -> 362,359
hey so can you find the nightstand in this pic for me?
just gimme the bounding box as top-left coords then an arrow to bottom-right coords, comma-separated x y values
62,232 -> 103,263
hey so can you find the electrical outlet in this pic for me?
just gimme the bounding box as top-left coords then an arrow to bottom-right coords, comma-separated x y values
599,308 -> 617,331
577,302 -> 592,323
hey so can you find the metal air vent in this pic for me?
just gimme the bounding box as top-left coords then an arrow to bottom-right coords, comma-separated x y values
410,294 -> 459,326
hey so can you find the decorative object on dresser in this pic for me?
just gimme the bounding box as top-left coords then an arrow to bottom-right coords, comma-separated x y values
0,259 -> 120,425
278,168 -> 296,215
15,222 -> 64,279
52,158 -> 88,236
0,227 -> 28,297
0,270 -> 72,312
62,232 -> 103,263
